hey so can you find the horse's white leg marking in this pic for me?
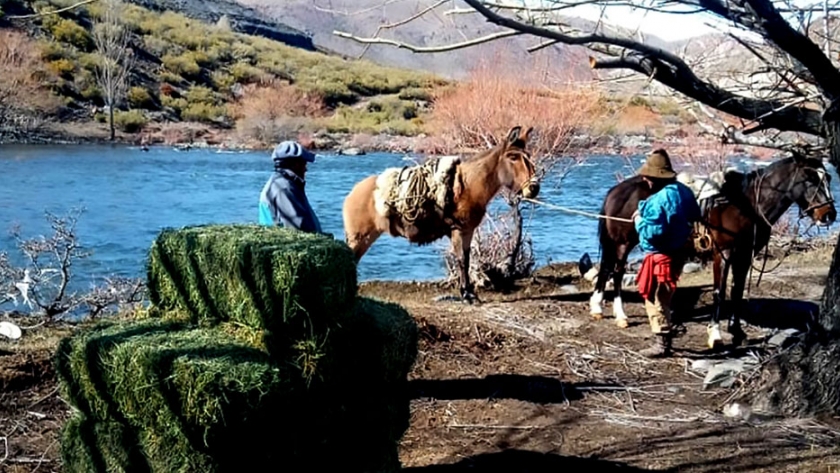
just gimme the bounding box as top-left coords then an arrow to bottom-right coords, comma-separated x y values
590,290 -> 604,318
707,323 -> 722,349
613,295 -> 628,328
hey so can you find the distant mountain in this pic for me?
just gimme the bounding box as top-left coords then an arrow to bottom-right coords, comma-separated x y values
233,0 -> 606,81
127,0 -> 317,50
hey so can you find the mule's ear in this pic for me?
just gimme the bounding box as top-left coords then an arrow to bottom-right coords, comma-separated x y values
521,127 -> 534,142
506,126 -> 523,144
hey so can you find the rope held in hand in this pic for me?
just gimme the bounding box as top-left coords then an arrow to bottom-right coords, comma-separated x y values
522,198 -> 635,223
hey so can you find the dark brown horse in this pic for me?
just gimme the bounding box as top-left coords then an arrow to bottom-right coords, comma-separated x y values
591,152 -> 836,348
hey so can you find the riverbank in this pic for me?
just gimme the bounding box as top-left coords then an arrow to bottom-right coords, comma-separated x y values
0,119 -> 792,161
1,241 -> 839,471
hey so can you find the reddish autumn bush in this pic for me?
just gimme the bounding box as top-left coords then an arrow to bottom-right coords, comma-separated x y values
0,29 -> 61,119
230,79 -> 325,146
426,53 -> 604,177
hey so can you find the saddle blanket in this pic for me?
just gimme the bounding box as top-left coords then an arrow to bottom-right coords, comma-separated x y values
373,155 -> 461,219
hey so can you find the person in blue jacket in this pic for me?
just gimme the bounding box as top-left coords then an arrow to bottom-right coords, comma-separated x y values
258,140 -> 323,234
632,149 -> 701,357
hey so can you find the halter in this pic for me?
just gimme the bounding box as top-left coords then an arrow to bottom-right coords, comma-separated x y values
795,166 -> 835,218
505,148 -> 539,195
754,161 -> 834,225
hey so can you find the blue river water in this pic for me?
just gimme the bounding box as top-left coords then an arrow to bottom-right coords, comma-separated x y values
0,144 -> 838,294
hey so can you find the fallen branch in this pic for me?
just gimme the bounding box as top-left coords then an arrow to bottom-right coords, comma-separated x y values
446,423 -> 545,429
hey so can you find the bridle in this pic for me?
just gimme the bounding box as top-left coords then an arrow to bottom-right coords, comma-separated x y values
752,160 -> 834,226
505,148 -> 539,195
795,166 -> 835,219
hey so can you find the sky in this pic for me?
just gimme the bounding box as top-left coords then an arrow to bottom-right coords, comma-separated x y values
506,0 -> 831,42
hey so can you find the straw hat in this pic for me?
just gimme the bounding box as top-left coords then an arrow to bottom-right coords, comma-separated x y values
638,149 -> 676,179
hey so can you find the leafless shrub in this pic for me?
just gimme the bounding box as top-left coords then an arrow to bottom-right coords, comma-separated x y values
444,195 -> 535,291
0,207 -> 147,322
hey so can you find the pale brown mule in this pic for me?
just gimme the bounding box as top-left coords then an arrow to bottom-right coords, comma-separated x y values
342,125 -> 541,303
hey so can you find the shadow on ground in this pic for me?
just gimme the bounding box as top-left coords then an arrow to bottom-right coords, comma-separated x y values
404,450 -> 659,472
579,424 -> 840,473
408,374 -> 620,404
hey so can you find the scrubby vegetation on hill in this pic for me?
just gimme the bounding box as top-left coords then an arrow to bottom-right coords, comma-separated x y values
0,0 -> 447,145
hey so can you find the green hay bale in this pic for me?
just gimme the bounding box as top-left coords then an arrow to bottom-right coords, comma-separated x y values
146,224 -> 358,356
55,319 -> 325,464
316,296 -> 417,471
56,296 -> 418,472
343,297 -> 419,384
61,413 -> 150,473
55,317 -> 409,471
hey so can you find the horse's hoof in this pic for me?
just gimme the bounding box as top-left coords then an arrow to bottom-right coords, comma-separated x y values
730,330 -> 747,347
615,318 -> 628,329
461,291 -> 479,305
591,313 -> 603,321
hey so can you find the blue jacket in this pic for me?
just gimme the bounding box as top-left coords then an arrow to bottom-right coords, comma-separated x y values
258,169 -> 322,233
635,181 -> 701,254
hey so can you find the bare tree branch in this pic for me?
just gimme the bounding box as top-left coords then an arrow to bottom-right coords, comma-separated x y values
6,0 -> 98,20
456,0 -> 826,135
333,29 -> 522,53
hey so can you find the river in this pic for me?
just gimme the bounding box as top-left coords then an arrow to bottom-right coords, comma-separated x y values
1,144 -> 838,293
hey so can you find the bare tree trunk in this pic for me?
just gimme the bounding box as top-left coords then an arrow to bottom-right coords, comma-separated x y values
505,201 -> 523,278
93,0 -> 133,140
749,118 -> 840,417
818,118 -> 840,335
109,104 -> 115,141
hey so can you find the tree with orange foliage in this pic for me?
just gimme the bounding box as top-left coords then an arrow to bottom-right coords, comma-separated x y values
229,79 -> 326,146
432,51 -> 605,289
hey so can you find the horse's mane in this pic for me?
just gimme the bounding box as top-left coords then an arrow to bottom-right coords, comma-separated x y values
744,154 -> 824,181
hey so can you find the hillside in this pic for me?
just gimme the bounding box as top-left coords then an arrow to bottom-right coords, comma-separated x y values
234,0 -> 601,81
0,0 -> 721,151
0,0 -> 448,147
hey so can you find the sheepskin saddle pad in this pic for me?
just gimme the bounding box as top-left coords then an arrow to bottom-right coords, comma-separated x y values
373,155 -> 461,221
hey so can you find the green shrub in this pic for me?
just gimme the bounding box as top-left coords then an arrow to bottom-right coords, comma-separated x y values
184,85 -> 217,105
398,87 -> 433,102
142,35 -> 171,57
51,18 -> 93,50
158,71 -> 184,86
161,53 -> 201,79
127,86 -> 156,109
161,95 -> 187,113
230,62 -> 266,84
113,109 -> 147,133
39,40 -> 73,61
47,58 -> 76,79
210,71 -> 235,91
180,103 -> 229,123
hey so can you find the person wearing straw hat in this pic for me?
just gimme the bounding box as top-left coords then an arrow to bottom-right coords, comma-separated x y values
632,149 -> 701,357
258,140 -> 323,233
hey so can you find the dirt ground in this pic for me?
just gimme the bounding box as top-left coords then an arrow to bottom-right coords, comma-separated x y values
1,245 -> 840,472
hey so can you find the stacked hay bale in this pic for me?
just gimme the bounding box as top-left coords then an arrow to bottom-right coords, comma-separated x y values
56,224 -> 418,472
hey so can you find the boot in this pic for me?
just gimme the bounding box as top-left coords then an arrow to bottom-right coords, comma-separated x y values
640,332 -> 672,358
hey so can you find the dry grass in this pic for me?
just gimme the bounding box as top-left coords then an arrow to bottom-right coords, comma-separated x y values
0,29 -> 62,118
